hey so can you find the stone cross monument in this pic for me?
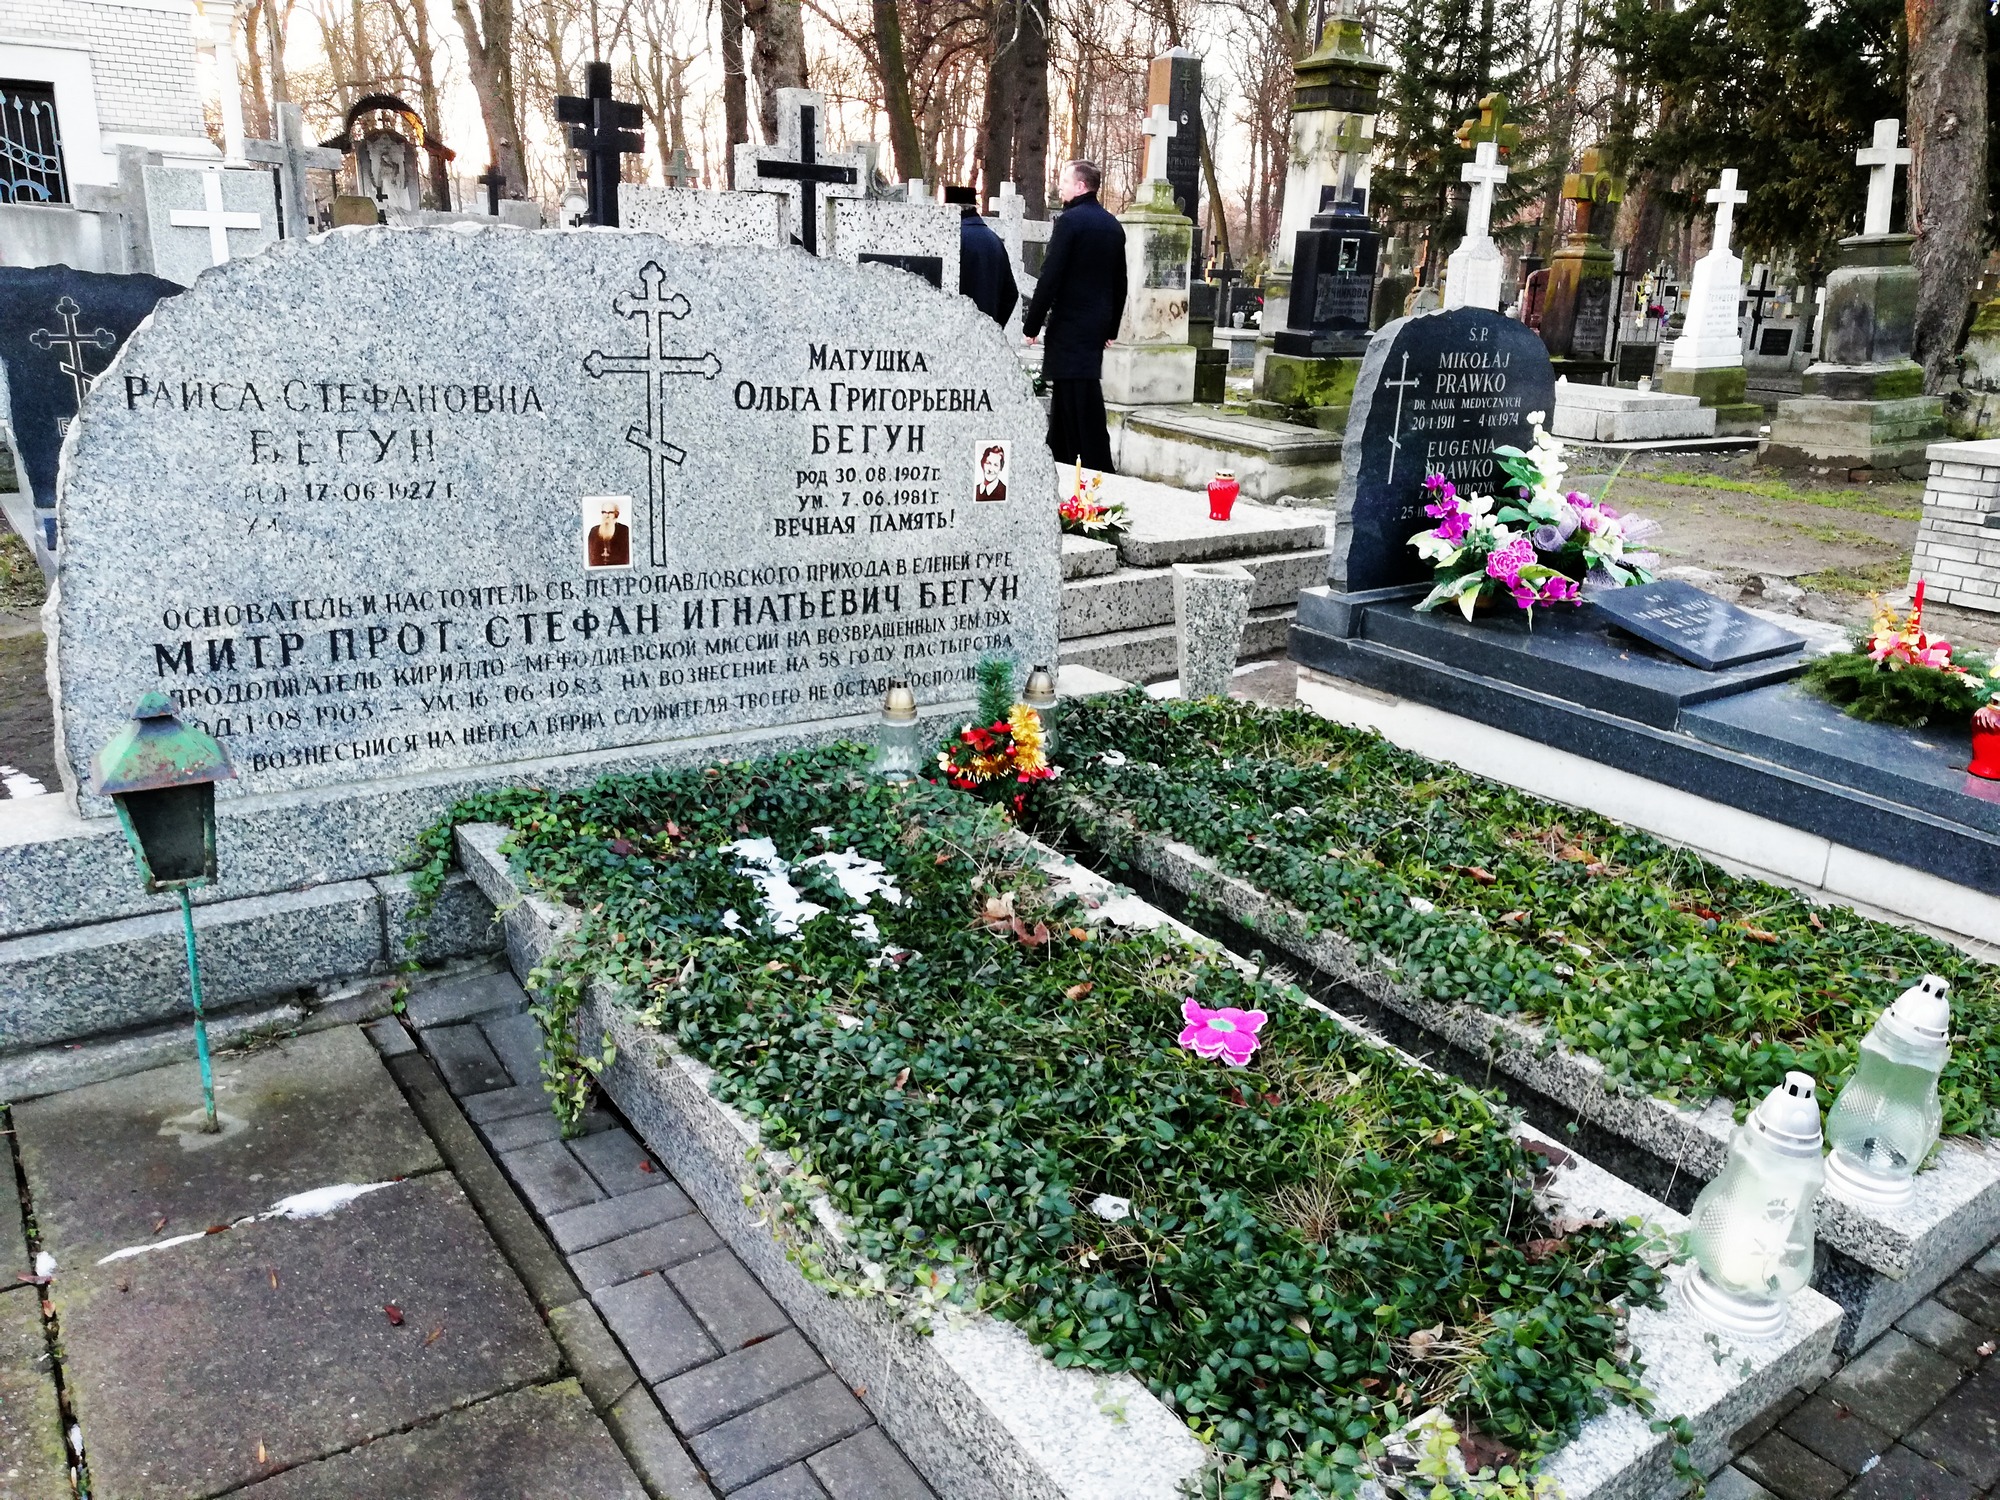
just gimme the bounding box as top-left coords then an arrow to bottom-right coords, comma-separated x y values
733,90 -> 868,255
1443,139 -> 1508,311
1855,118 -> 1910,237
1661,169 -> 1761,431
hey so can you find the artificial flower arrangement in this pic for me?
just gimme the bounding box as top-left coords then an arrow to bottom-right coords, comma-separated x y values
1057,461 -> 1129,540
1408,415 -> 1657,620
1800,582 -> 2000,729
934,657 -> 1060,814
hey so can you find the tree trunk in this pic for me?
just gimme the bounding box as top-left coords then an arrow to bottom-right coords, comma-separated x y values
387,0 -> 454,207
261,0 -> 293,107
743,0 -> 808,142
981,0 -> 1019,206
870,0 -> 924,181
448,0 -> 528,193
1008,0 -> 1048,213
720,0 -> 748,176
1906,0 -> 1989,392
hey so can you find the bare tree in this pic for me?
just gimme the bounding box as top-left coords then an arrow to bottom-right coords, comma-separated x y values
1906,0 -> 1989,392
449,0 -> 531,192
744,0 -> 810,138
382,0 -> 459,204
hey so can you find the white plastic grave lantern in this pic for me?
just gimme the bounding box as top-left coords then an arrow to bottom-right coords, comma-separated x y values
1021,664 -> 1059,761
1824,976 -> 1950,1210
1683,1071 -> 1825,1340
873,679 -> 922,783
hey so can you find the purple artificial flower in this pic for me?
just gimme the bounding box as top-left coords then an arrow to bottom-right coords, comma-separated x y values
1531,524 -> 1567,552
1485,536 -> 1536,581
1432,509 -> 1472,544
1541,574 -> 1582,604
1178,997 -> 1268,1067
1423,473 -> 1457,502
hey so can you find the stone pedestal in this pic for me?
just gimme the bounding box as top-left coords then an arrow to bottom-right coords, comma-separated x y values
1539,232 -> 1615,384
1247,354 -> 1360,431
1102,182 -> 1196,406
1956,297 -> 2000,438
1550,382 -> 1717,442
1443,235 -> 1503,313
1173,561 -> 1253,698
1658,366 -> 1764,435
1765,234 -> 1944,478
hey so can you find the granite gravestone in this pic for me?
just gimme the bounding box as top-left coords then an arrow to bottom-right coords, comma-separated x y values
1592,579 -> 1805,670
828,198 -> 962,290
1329,306 -> 1556,592
0,266 -> 183,558
52,230 -> 1055,811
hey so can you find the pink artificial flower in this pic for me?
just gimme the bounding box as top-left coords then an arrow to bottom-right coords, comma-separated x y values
1486,537 -> 1536,582
1178,997 -> 1267,1067
1541,574 -> 1581,604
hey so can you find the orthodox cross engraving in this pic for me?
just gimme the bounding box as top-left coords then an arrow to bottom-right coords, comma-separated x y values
1383,353 -> 1421,484
584,262 -> 721,567
29,296 -> 115,408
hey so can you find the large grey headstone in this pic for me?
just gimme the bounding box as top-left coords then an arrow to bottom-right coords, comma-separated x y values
139,165 -> 279,287
620,185 -> 785,246
52,228 -> 1055,810
1329,307 -> 1556,592
829,198 -> 962,291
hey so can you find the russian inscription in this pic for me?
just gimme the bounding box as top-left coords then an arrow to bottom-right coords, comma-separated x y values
53,231 -> 1055,807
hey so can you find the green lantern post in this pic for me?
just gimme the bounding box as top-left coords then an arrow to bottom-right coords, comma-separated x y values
89,693 -> 236,1132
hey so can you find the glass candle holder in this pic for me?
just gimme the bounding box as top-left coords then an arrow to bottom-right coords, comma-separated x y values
874,680 -> 921,783
1824,975 -> 1950,1210
1683,1071 -> 1825,1340
1021,664 -> 1058,762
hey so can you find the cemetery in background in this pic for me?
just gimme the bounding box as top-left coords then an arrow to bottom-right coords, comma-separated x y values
0,1 -> 1998,1498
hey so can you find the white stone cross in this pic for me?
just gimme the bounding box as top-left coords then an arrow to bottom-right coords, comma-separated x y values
1855,118 -> 1909,237
905,177 -> 927,204
170,169 -> 265,266
243,102 -> 344,240
1705,168 -> 1748,254
1141,104 -> 1177,184
1459,141 -> 1508,240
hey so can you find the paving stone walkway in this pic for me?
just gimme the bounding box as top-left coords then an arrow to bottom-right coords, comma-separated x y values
385,965 -> 937,1500
1719,1244 -> 2000,1500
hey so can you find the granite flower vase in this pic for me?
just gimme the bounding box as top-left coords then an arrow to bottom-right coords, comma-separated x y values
1971,707 -> 2000,781
1207,472 -> 1239,522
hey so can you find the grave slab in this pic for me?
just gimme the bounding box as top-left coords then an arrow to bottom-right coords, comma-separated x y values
1111,404 -> 1343,501
1591,579 -> 1806,671
14,1025 -> 438,1260
231,1380 -> 647,1499
52,1172 -> 559,1499
462,822 -> 1839,1500
1060,549 -> 1327,639
1061,536 -> 1120,580
0,1287 -> 67,1500
1092,471 -> 1328,568
1550,382 -> 1718,443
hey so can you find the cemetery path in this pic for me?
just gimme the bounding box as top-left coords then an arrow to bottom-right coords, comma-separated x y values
0,976 -> 934,1500
0,628 -> 56,799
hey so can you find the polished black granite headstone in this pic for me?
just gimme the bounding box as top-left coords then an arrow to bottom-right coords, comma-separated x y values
1592,580 -> 1807,670
1329,307 -> 1557,593
0,265 -> 183,555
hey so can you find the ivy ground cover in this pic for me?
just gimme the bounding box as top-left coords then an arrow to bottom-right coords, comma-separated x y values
415,748 -> 1666,1499
1049,693 -> 2000,1140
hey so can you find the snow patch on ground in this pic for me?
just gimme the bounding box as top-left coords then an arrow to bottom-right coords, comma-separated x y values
94,1179 -> 400,1265
719,837 -> 902,946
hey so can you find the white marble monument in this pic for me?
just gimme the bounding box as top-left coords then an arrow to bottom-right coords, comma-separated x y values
1443,141 -> 1507,312
1670,169 -> 1749,371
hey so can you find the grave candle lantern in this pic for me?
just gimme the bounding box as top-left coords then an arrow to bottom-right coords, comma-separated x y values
1021,664 -> 1059,761
1208,470 -> 1240,522
1824,976 -> 1950,1209
1683,1071 -> 1825,1340
90,692 -> 236,1132
874,679 -> 922,783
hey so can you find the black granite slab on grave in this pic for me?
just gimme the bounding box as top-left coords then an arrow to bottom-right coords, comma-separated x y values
1683,682 -> 2000,839
1349,598 -> 1809,730
1593,579 -> 1807,671
1288,596 -> 2000,895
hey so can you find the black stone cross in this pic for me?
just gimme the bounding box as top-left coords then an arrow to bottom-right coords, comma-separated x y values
1743,267 -> 1779,346
736,93 -> 865,256
478,163 -> 508,215
28,296 -> 115,408
556,61 -> 643,227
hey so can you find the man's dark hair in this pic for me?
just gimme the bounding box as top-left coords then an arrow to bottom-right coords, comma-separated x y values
1066,160 -> 1100,194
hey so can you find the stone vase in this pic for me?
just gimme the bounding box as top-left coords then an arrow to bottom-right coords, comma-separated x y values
1172,561 -> 1253,699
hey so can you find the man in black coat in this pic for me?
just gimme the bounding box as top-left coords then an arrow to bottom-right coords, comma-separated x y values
944,185 -> 1017,328
1022,161 -> 1126,472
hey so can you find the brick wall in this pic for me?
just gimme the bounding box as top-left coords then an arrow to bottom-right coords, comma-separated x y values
1910,446 -> 2000,613
0,0 -> 205,140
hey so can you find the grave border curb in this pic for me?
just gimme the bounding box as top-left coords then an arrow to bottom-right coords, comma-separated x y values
1054,793 -> 2000,1351
454,818 -> 1841,1500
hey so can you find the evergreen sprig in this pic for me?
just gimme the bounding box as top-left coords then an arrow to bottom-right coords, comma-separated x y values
1800,648 -> 1990,728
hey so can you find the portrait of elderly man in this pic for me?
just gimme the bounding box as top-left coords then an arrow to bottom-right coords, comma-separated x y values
584,496 -> 632,569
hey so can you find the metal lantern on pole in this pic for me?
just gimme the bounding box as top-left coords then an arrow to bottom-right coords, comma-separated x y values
1824,976 -> 1950,1210
90,692 -> 236,1132
873,679 -> 922,783
1682,1071 -> 1825,1340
